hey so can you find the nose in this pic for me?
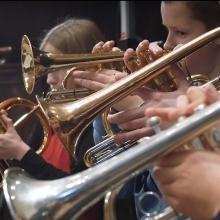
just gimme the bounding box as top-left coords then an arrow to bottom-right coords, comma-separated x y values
163,33 -> 176,52
46,72 -> 59,88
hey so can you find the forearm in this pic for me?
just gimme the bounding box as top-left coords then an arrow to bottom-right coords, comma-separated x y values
13,149 -> 69,180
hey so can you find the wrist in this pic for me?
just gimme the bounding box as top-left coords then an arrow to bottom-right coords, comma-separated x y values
14,142 -> 30,161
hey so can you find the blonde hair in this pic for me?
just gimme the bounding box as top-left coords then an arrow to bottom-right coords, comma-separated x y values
39,18 -> 105,53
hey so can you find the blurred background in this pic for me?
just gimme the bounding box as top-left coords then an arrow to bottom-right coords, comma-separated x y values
0,1 -> 166,64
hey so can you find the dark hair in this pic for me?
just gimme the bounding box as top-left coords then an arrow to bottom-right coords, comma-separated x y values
39,18 -> 106,53
163,1 -> 220,30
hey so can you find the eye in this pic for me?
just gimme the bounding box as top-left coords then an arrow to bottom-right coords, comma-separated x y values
176,31 -> 186,37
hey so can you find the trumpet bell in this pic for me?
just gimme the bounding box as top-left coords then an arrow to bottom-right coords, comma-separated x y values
21,35 -> 36,94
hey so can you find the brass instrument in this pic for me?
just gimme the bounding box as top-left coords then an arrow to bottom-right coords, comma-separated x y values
0,97 -> 51,188
21,35 -> 179,162
44,68 -> 95,104
21,34 -> 180,95
3,97 -> 220,220
21,35 -> 130,94
84,73 -> 220,167
26,27 -> 220,164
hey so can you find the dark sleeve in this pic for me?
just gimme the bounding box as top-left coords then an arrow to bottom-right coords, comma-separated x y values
14,149 -> 69,180
75,123 -> 95,161
26,85 -> 50,151
13,148 -> 89,180
26,119 -> 44,151
13,122 -> 94,180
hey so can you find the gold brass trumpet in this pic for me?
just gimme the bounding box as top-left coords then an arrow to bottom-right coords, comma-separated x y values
31,27 -> 220,163
21,35 -> 130,94
3,96 -> 220,220
21,34 -> 181,95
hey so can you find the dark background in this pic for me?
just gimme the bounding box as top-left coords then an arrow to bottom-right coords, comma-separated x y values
0,0 -> 167,99
0,1 -> 166,63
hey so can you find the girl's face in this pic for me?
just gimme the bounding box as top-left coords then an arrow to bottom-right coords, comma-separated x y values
161,1 -> 220,79
43,43 -> 76,90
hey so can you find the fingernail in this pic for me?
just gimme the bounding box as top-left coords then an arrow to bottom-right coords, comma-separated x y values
139,42 -> 144,47
154,48 -> 159,54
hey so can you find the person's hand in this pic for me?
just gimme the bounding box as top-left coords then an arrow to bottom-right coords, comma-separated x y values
73,40 -> 125,89
73,67 -> 143,111
72,40 -> 163,100
0,109 -> 30,160
153,150 -> 220,220
72,40 -> 144,111
145,83 -> 220,121
73,40 -> 124,90
107,64 -> 189,143
124,40 -> 163,73
91,40 -> 123,72
73,68 -> 127,91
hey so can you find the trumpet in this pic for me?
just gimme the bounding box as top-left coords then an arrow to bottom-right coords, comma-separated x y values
21,35 -> 130,94
3,98 -> 220,220
31,27 -> 220,163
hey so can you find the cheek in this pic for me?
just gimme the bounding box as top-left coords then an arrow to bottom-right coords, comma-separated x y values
65,78 -> 76,90
186,45 -> 213,74
59,70 -> 67,79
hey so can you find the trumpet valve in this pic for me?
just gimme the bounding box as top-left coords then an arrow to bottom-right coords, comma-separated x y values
146,116 -> 162,134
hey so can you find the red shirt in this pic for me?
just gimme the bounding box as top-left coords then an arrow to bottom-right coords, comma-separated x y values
41,134 -> 71,173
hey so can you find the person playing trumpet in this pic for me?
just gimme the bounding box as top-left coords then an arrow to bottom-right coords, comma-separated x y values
0,17 -> 106,220
71,1 -> 220,219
